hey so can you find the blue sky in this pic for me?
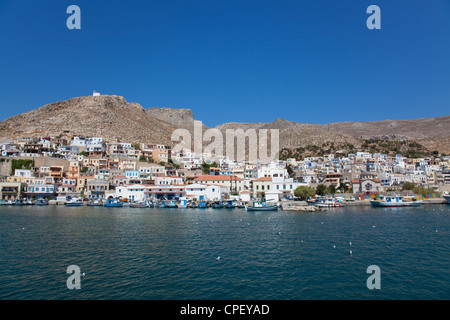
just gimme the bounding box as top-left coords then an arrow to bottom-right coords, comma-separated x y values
0,0 -> 449,127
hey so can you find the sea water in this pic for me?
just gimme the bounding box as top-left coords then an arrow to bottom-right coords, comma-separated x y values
0,205 -> 448,299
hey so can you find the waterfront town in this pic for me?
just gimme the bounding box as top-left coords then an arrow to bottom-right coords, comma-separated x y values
0,135 -> 449,206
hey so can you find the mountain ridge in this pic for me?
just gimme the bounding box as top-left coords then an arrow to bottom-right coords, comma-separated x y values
0,95 -> 449,153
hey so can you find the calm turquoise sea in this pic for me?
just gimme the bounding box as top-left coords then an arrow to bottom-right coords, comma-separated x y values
0,205 -> 448,300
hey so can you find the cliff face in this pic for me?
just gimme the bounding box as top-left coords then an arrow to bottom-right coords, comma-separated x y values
145,107 -> 195,129
0,95 -> 177,144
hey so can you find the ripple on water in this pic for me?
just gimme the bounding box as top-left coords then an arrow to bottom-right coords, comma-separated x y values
0,205 -> 448,299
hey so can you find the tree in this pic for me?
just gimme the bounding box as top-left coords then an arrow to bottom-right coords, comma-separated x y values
202,161 -> 211,174
329,185 -> 337,194
286,164 -> 295,178
401,182 -> 416,191
316,184 -> 330,196
338,182 -> 350,193
294,186 -> 316,200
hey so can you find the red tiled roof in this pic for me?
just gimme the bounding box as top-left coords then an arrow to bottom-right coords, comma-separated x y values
194,175 -> 242,181
253,177 -> 272,182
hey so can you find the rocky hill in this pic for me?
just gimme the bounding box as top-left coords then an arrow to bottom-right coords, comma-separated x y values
0,95 -> 449,154
217,116 -> 450,154
145,107 -> 195,129
216,118 -> 361,150
0,95 -> 176,144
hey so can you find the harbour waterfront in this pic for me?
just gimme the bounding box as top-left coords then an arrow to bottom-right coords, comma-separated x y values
0,205 -> 448,300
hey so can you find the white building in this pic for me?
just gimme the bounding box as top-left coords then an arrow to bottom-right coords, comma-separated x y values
154,176 -> 184,186
14,169 -> 33,178
115,184 -> 148,202
184,183 -> 227,201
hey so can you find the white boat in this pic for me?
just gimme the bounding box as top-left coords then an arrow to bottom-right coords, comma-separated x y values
443,195 -> 450,204
178,197 -> 189,208
307,196 -> 345,208
246,201 -> 279,211
65,197 -> 84,207
370,195 -> 422,207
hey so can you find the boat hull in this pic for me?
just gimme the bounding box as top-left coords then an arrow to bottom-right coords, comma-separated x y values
65,203 -> 84,207
370,200 -> 423,207
444,196 -> 450,204
246,205 -> 278,211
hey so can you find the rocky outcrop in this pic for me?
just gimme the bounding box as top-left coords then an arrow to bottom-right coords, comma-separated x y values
0,95 -> 177,144
0,94 -> 448,153
145,107 -> 195,129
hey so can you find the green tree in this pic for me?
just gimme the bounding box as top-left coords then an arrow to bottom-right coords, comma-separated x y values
286,164 -> 295,178
294,186 -> 316,200
80,166 -> 89,173
316,184 -> 330,196
328,185 -> 337,194
338,182 -> 350,193
401,182 -> 416,191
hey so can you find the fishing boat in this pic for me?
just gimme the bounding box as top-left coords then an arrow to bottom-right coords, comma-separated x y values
178,198 -> 188,208
198,200 -> 209,208
157,200 -> 167,208
307,196 -> 345,208
223,199 -> 236,209
65,197 -> 84,207
103,198 -> 124,208
130,201 -> 150,208
237,203 -> 246,208
166,200 -> 178,208
15,199 -> 26,206
212,200 -> 225,208
245,201 -> 279,211
444,195 -> 450,204
36,199 -> 48,206
188,201 -> 198,208
370,195 -> 422,207
87,199 -> 103,206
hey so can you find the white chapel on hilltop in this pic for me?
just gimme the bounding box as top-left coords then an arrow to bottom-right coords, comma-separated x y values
93,90 -> 100,96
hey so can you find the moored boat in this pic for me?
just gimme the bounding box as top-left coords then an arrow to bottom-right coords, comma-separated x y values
87,199 -> 103,206
212,200 -> 225,208
444,195 -> 450,204
370,195 -> 422,207
36,199 -> 48,206
307,196 -> 345,208
104,198 -> 124,208
188,201 -> 198,208
178,198 -> 188,208
65,197 -> 84,207
245,201 -> 279,211
130,201 -> 150,208
198,200 -> 209,208
223,199 -> 237,209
